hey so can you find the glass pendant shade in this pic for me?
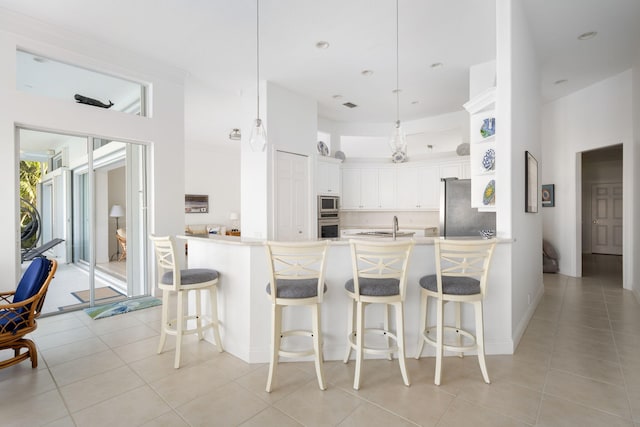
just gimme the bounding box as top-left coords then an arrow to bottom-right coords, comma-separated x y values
389,120 -> 407,154
249,117 -> 267,152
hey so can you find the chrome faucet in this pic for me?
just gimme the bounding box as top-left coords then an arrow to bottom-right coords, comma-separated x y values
392,215 -> 399,240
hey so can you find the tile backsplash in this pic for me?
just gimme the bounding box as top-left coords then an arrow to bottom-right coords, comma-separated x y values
340,210 -> 439,231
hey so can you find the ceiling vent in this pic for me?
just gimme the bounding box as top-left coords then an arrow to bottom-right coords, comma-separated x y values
342,102 -> 358,108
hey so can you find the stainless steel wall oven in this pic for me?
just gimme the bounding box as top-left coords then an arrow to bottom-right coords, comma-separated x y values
318,196 -> 339,238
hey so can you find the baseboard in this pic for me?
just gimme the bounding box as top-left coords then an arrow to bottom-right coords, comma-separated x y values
512,283 -> 544,349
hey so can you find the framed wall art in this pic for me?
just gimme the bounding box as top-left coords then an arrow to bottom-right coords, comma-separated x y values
542,184 -> 555,207
185,194 -> 209,213
525,151 -> 538,213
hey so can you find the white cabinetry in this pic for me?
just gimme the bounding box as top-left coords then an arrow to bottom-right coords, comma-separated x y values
464,87 -> 496,211
396,166 -> 439,210
439,158 -> 470,180
317,157 -> 341,195
341,157 -> 470,211
377,168 -> 396,208
342,167 -> 395,209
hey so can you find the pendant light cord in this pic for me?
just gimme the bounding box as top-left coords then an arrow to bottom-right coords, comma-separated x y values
256,0 -> 260,120
395,0 -> 400,124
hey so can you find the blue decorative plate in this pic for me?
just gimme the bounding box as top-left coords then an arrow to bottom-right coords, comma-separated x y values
317,141 -> 329,156
483,180 -> 495,205
480,117 -> 495,138
482,148 -> 495,171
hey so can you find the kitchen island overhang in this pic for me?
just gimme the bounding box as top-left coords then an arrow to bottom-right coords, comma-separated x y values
177,234 -> 521,364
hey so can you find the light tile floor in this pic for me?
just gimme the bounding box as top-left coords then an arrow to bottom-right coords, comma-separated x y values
1,255 -> 639,426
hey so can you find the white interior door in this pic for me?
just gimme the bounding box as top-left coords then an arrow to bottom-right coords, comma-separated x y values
591,183 -> 622,255
275,151 -> 309,240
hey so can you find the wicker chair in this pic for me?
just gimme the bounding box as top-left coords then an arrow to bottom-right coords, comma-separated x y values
0,257 -> 57,369
116,228 -> 127,261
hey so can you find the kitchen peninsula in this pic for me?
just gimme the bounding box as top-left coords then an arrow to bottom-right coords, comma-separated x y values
182,234 -> 515,364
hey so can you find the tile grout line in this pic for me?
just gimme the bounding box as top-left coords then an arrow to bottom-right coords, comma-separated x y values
533,273 -> 566,425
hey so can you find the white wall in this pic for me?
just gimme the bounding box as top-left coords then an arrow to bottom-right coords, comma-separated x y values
632,46 -> 640,300
241,81 -> 318,239
0,12 -> 186,289
184,144 -> 241,228
319,110 -> 469,160
541,71 -> 633,284
497,0 -> 543,343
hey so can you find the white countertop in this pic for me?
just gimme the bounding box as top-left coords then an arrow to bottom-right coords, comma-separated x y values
179,233 -> 509,246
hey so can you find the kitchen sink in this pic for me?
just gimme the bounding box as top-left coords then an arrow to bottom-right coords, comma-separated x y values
355,231 -> 415,238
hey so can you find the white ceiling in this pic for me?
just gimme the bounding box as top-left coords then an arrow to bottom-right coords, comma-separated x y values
3,0 -> 639,148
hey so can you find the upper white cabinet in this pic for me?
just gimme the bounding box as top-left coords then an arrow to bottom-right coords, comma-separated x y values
464,87 -> 496,211
317,157 -> 342,195
342,167 -> 394,209
439,158 -> 471,180
341,158 -> 469,211
396,165 -> 439,209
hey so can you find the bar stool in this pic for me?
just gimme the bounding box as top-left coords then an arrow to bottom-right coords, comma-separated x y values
415,238 -> 496,385
343,239 -> 414,390
264,240 -> 329,392
150,235 -> 224,369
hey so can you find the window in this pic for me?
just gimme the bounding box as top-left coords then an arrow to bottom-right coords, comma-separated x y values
16,50 -> 147,116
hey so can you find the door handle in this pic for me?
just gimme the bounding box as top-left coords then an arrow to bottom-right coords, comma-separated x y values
592,220 -> 598,224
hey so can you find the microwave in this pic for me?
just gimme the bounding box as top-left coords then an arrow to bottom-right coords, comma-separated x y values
318,195 -> 339,218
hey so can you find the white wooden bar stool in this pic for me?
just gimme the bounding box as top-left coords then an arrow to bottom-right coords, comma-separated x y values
343,239 -> 414,390
415,238 -> 496,385
150,235 -> 224,369
264,240 -> 329,392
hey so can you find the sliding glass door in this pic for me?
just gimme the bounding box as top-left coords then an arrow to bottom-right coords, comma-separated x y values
19,128 -> 150,314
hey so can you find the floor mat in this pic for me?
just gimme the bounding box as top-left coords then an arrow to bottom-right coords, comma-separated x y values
71,286 -> 125,303
83,296 -> 162,320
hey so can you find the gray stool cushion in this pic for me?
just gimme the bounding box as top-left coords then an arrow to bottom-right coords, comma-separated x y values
419,274 -> 480,295
345,277 -> 400,296
266,279 -> 327,298
161,268 -> 219,285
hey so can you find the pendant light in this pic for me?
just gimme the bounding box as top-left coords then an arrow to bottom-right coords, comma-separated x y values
249,0 -> 267,152
389,0 -> 407,162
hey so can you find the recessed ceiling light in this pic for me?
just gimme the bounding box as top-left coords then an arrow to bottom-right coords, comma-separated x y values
361,70 -> 374,76
32,56 -> 48,63
392,88 -> 402,94
315,41 -> 330,49
554,79 -> 568,85
332,94 -> 343,100
430,62 -> 444,68
578,31 -> 597,40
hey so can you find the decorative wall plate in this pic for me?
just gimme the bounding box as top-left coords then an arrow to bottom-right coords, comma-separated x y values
480,117 -> 495,138
483,179 -> 495,205
482,148 -> 495,171
317,140 -> 329,156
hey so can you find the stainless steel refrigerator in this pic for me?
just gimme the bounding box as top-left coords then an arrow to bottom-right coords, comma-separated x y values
439,178 -> 496,237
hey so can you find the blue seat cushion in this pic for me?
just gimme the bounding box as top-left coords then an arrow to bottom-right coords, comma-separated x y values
345,277 -> 400,297
266,279 -> 327,299
419,274 -> 481,295
14,258 -> 51,304
161,268 -> 219,285
0,310 -> 25,334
